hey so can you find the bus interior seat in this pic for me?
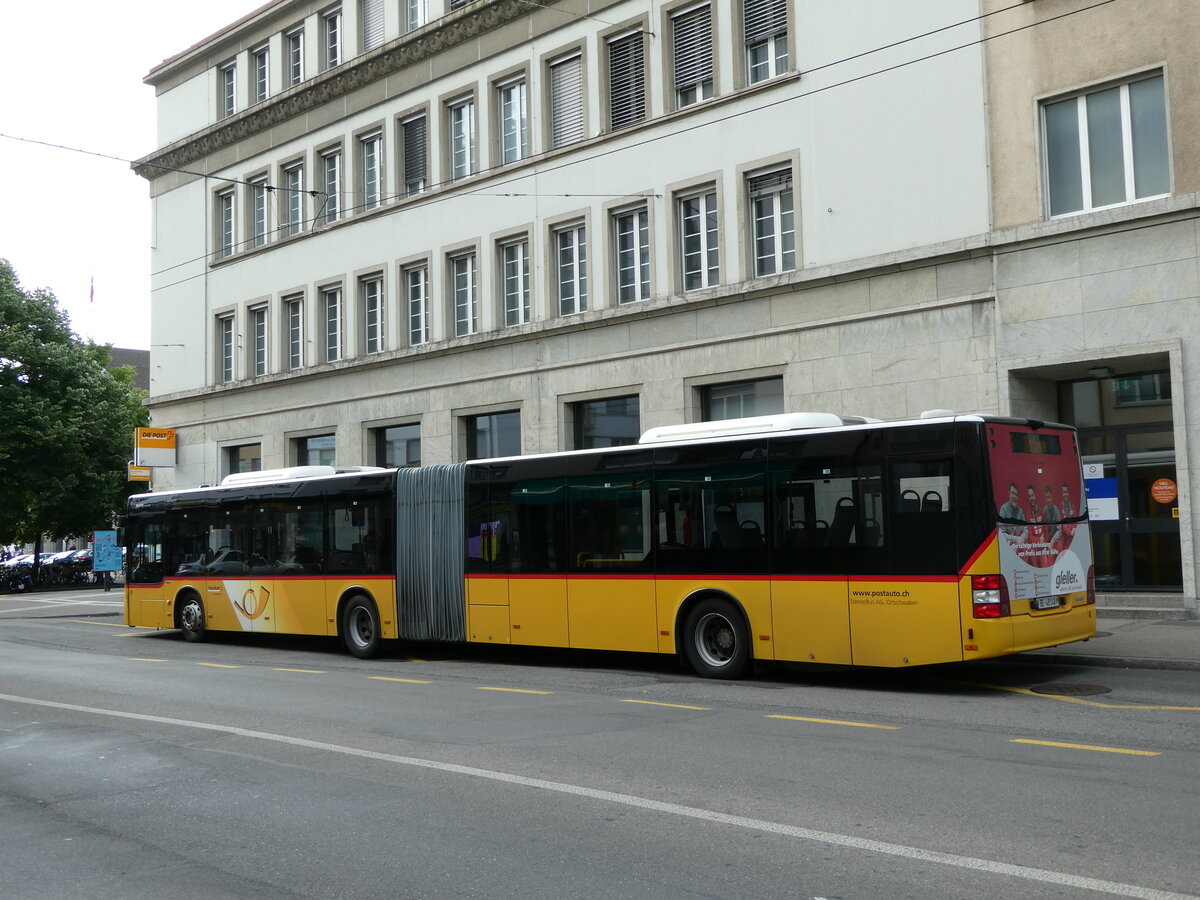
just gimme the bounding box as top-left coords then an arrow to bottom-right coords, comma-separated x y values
711,505 -> 750,549
829,497 -> 857,546
921,491 -> 943,513
740,520 -> 764,544
898,490 -> 921,513
860,517 -> 881,548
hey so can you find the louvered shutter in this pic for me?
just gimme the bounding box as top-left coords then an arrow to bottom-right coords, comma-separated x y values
672,5 -> 712,94
403,116 -> 427,193
608,31 -> 646,129
550,54 -> 584,148
744,0 -> 787,43
362,0 -> 384,50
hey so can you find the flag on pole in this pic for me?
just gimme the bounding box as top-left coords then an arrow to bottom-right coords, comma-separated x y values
90,277 -> 94,303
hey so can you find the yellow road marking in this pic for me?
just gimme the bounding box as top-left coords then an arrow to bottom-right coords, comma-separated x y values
958,680 -> 1200,711
66,619 -> 124,627
273,668 -> 326,674
477,686 -> 553,695
129,658 -> 167,663
1011,738 -> 1160,757
767,714 -> 900,730
620,699 -> 712,711
369,676 -> 432,684
196,663 -> 241,669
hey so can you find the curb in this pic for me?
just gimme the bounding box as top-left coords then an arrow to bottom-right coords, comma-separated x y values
1023,652 -> 1200,672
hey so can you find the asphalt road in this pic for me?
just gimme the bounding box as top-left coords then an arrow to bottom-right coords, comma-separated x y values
1,591 -> 1198,899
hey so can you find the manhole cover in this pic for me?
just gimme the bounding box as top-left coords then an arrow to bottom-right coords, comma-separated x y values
1029,683 -> 1112,696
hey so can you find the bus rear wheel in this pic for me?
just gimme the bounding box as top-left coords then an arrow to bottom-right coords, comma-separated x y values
179,592 -> 206,643
342,595 -> 381,659
682,597 -> 749,679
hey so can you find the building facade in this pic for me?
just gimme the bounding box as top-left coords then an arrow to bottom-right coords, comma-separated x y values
136,0 -> 1198,615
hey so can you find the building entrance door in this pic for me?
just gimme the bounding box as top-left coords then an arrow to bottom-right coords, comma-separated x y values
1080,427 -> 1182,590
1062,373 -> 1182,592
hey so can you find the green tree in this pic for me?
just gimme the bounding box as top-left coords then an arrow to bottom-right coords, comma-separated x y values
0,259 -> 149,548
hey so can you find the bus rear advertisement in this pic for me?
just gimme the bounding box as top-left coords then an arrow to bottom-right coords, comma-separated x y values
124,414 -> 1095,677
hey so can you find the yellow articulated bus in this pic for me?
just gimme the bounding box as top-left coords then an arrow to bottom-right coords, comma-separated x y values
124,413 -> 1095,677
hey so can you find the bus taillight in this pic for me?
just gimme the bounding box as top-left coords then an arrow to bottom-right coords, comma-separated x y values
971,574 -> 1010,618
1086,566 -> 1096,604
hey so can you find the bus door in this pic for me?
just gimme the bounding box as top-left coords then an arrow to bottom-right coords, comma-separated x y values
566,452 -> 657,653
267,497 -> 326,636
471,460 -> 569,647
207,500 -> 275,634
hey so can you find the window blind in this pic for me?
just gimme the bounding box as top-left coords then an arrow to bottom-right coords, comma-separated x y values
550,54 -> 584,147
608,31 -> 646,129
672,5 -> 712,92
744,0 -> 787,43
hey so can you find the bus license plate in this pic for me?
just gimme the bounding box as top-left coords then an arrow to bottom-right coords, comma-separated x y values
1031,596 -> 1061,611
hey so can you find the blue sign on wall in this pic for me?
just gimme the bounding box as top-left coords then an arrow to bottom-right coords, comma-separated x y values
93,531 -> 121,572
1084,478 -> 1119,521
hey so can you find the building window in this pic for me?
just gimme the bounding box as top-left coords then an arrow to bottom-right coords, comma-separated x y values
405,0 -> 426,32
549,53 -> 584,149
226,444 -> 263,475
285,295 -> 304,370
465,411 -> 520,459
701,376 -> 783,420
451,252 -> 478,337
613,206 -> 650,304
401,115 -> 427,195
362,276 -> 384,354
217,314 -> 235,383
219,61 -> 236,118
498,78 -> 528,165
607,30 -> 646,130
554,223 -> 587,316
672,4 -> 714,108
217,189 -> 235,257
321,150 -> 341,224
1043,72 -> 1169,218
322,286 -> 342,362
573,395 -> 640,449
679,188 -> 718,290
744,0 -> 788,84
298,434 -> 336,466
252,46 -> 269,103
361,0 -> 384,51
749,169 -> 794,276
448,97 -> 476,180
322,8 -> 342,70
283,163 -> 305,236
249,178 -> 269,247
287,27 -> 305,86
501,238 -> 531,327
376,423 -> 421,467
405,265 -> 429,346
249,305 -> 268,376
1113,372 -> 1171,407
360,133 -> 382,210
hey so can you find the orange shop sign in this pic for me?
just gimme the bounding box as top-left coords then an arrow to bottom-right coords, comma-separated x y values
134,428 -> 177,467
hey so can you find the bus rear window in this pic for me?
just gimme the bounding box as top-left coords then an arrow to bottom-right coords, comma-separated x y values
1010,433 -> 1061,455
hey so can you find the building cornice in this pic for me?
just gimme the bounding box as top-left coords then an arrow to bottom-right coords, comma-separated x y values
133,0 -> 537,182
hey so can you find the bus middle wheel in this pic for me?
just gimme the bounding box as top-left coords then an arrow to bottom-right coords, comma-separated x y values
682,597 -> 749,679
342,595 -> 382,659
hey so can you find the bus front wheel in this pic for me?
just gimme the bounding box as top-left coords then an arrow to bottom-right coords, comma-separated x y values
342,595 -> 382,659
179,592 -> 206,643
682,597 -> 749,679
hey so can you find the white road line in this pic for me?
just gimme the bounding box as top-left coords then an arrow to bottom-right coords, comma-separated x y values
0,693 -> 1192,898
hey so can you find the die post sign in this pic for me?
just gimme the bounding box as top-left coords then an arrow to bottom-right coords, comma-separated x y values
135,428 -> 176,468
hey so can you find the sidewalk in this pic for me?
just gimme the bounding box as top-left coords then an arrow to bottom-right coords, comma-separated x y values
1028,614 -> 1200,671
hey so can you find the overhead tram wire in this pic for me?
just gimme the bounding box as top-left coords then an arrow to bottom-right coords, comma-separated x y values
0,0 -> 1123,294
146,0 -> 1126,294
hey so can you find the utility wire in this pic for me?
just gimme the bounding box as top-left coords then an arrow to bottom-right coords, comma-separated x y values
0,0 -> 1122,295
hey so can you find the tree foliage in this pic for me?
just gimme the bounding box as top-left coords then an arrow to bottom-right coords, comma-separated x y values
0,259 -> 149,544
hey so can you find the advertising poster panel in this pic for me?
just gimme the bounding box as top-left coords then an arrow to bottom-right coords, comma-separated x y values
990,425 -> 1090,602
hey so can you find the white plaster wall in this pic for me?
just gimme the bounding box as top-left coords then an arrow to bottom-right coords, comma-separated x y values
155,72 -> 214,148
